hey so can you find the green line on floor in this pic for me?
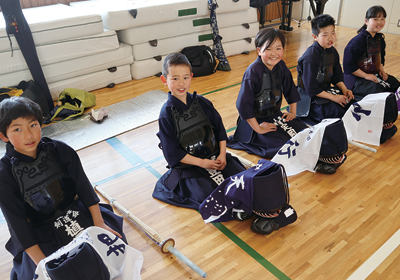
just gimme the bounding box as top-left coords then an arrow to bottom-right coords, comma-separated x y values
201,82 -> 241,96
212,222 -> 291,280
226,126 -> 236,133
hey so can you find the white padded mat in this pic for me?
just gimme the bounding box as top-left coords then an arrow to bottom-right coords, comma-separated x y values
49,64 -> 132,100
0,90 -> 167,166
118,8 -> 257,45
70,0 -> 249,30
0,43 -> 133,87
131,37 -> 256,80
0,30 -> 119,75
0,4 -> 104,53
131,22 -> 259,61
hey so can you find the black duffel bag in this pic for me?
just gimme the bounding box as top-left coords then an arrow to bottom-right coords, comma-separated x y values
180,45 -> 217,77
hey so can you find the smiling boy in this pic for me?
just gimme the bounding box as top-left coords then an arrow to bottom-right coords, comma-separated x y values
0,97 -> 125,279
153,52 -> 245,210
296,14 -> 354,124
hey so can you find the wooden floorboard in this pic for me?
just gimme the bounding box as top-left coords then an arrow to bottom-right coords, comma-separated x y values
1,22 -> 400,279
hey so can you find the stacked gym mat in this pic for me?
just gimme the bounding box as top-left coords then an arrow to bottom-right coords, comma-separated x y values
0,0 -> 258,98
71,0 -> 258,79
0,4 -> 133,100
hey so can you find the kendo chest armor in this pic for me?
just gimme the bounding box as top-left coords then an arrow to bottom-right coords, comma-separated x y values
316,51 -> 334,89
11,149 -> 76,226
357,35 -> 382,74
254,70 -> 282,118
172,93 -> 219,159
297,51 -> 334,90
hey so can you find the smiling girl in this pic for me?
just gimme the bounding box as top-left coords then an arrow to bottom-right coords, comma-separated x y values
343,5 -> 399,143
227,28 -> 308,158
343,5 -> 400,97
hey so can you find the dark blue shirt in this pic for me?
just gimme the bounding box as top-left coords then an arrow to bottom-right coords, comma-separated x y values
297,41 -> 344,97
158,92 -> 227,168
236,56 -> 300,120
343,28 -> 386,88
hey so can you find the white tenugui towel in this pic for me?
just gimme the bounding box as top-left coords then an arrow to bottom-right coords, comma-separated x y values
342,92 -> 389,146
35,226 -> 143,280
272,118 -> 340,176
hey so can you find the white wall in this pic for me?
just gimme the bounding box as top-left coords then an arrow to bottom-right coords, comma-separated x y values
387,0 -> 400,35
295,0 -> 400,35
292,0 -> 303,21
340,0 -> 393,33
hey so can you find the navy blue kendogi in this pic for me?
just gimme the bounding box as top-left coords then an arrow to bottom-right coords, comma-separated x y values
227,57 -> 307,158
227,56 -> 348,174
343,28 -> 398,143
153,92 -> 245,210
343,28 -> 400,97
0,138 -> 125,280
297,41 -> 354,123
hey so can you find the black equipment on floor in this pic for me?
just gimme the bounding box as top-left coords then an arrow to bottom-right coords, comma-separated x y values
279,0 -> 300,32
309,0 -> 329,17
250,0 -> 279,27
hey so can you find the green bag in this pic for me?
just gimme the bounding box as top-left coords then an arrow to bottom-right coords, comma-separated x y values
50,88 -> 96,122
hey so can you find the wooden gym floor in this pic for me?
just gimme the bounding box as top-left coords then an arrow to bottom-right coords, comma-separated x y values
1,22 -> 400,279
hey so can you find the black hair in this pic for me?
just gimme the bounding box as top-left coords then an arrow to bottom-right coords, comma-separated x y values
162,52 -> 192,77
311,14 -> 336,36
358,5 -> 387,34
0,96 -> 43,137
255,28 -> 285,53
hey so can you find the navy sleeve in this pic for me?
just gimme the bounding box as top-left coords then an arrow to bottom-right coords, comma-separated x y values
157,102 -> 188,168
343,34 -> 365,75
381,35 -> 386,66
331,48 -> 344,85
0,159 -> 37,252
298,47 -> 325,97
236,60 -> 263,120
280,60 -> 301,103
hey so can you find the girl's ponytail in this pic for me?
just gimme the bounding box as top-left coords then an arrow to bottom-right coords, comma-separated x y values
357,23 -> 367,34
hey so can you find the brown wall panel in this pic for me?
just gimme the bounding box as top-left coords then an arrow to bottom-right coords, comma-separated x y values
257,1 -> 283,24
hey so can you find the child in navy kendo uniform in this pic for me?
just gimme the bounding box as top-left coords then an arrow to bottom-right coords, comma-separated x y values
152,52 -> 246,210
343,5 -> 398,143
297,14 -> 355,124
0,97 -> 126,280
227,28 -> 348,175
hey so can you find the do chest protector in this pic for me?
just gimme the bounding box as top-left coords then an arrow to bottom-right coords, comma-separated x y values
357,35 -> 382,74
316,51 -> 334,89
298,50 -> 334,90
172,93 -> 219,159
254,70 -> 282,118
11,149 -> 76,226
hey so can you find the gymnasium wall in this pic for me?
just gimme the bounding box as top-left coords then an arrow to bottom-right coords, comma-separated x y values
298,0 -> 400,36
